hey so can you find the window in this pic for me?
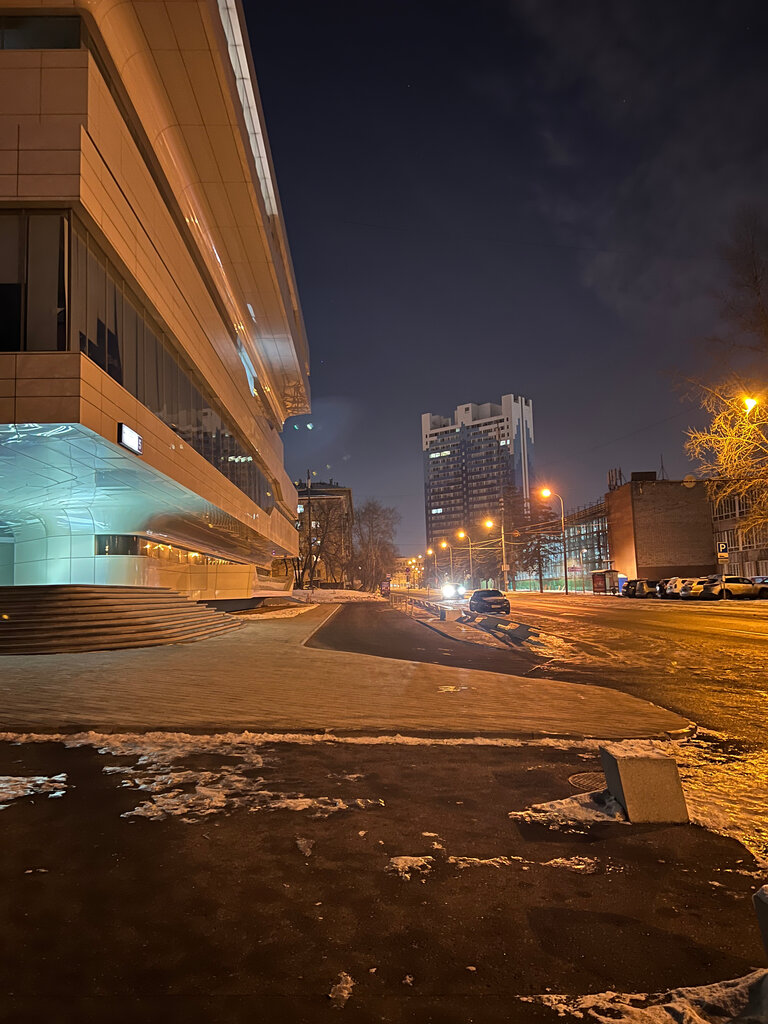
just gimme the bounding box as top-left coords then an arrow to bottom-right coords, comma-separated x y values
431,508 -> 443,514
0,211 -> 67,352
71,222 -> 276,511
0,15 -> 81,49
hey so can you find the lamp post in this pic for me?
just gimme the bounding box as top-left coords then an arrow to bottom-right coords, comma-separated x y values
541,488 -> 568,594
744,396 -> 758,415
457,530 -> 474,586
440,540 -> 454,578
483,518 -> 508,591
426,547 -> 438,590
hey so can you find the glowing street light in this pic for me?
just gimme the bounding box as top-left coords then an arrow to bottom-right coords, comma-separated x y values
457,530 -> 474,584
540,487 -> 568,594
744,396 -> 758,415
440,540 -> 454,577
483,518 -> 509,591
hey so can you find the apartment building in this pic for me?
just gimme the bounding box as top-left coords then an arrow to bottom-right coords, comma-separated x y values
421,394 -> 534,549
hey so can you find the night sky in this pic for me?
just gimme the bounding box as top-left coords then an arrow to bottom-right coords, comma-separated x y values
245,1 -> 768,554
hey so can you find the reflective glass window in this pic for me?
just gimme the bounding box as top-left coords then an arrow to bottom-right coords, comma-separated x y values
0,16 -> 81,49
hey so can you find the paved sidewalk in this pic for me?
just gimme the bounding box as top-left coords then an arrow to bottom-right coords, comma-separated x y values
0,605 -> 692,736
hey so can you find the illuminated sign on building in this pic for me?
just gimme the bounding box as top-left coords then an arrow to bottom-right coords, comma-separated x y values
118,423 -> 143,455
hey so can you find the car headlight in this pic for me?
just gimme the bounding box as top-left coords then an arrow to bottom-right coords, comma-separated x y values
441,584 -> 457,599
457,586 -> 466,596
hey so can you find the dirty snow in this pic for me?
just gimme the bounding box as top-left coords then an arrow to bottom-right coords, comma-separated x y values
0,732 -> 384,823
541,856 -> 600,873
1,730 -> 765,863
328,971 -> 355,1008
235,605 -> 316,619
292,590 -> 383,603
386,856 -> 434,880
509,788 -> 628,830
0,772 -> 67,809
520,968 -> 768,1023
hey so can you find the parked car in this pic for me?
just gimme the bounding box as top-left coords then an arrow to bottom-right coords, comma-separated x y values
680,577 -> 709,599
753,576 -> 768,590
665,577 -> 697,598
682,575 -> 764,600
633,580 -> 659,598
656,579 -> 672,598
622,580 -> 638,597
468,589 -> 510,614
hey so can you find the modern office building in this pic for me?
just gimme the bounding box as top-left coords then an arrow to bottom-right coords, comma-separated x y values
421,395 -> 534,549
0,2 -> 309,601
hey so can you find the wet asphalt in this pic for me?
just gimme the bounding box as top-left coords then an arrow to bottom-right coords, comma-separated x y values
1,737 -> 764,1023
311,600 -> 768,751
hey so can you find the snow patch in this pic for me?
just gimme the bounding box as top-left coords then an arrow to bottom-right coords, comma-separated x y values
520,968 -> 768,1023
386,856 -> 434,880
0,773 -> 67,807
542,856 -> 600,874
328,971 -> 355,1008
236,605 -> 316,619
448,855 -> 523,870
292,590 -> 383,603
510,789 -> 628,830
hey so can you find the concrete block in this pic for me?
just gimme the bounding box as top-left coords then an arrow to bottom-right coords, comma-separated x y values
443,608 -> 463,621
754,885 -> 768,959
599,743 -> 689,823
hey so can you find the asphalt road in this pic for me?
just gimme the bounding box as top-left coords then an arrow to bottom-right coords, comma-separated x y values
2,736 -> 762,1022
311,598 -> 768,751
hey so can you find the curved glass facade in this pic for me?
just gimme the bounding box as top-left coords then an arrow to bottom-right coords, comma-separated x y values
70,222 -> 275,511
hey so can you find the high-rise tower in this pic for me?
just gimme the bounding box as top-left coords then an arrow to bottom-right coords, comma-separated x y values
422,395 -> 534,549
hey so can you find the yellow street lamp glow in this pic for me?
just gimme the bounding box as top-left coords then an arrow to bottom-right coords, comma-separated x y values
427,548 -> 434,556
744,397 -> 758,414
457,530 -> 466,539
541,487 -> 552,498
484,519 -> 494,529
440,540 -> 448,549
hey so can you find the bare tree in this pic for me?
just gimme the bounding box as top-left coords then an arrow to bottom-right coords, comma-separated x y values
294,500 -> 349,588
352,499 -> 400,591
686,211 -> 768,533
686,379 -> 768,535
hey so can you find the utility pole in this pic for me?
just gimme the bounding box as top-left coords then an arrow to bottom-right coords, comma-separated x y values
305,470 -> 313,589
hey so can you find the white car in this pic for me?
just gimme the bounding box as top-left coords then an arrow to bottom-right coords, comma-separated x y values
682,575 -> 762,600
665,577 -> 697,598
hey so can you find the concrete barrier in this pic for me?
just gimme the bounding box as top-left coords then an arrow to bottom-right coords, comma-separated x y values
599,744 -> 689,823
754,885 -> 768,959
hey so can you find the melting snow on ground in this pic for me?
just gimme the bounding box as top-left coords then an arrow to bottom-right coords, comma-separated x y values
0,730 -> 765,863
386,856 -> 434,880
0,732 -> 384,823
235,605 -> 317,620
509,788 -> 628,831
0,772 -> 67,809
519,968 -> 768,1023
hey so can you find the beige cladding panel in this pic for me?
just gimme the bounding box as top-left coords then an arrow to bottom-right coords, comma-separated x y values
0,354 -> 299,557
70,53 -> 294,507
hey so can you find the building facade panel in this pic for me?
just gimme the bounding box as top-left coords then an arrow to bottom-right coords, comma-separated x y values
0,5 -> 310,598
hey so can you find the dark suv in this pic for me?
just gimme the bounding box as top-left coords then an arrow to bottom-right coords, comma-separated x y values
468,589 -> 510,615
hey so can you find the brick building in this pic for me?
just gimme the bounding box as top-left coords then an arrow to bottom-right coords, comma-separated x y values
606,473 -> 716,580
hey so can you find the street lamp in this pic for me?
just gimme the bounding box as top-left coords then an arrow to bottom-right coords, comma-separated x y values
744,396 -> 758,415
440,540 -> 454,578
426,547 -> 438,585
541,488 -> 569,595
483,518 -> 509,591
457,530 -> 474,585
